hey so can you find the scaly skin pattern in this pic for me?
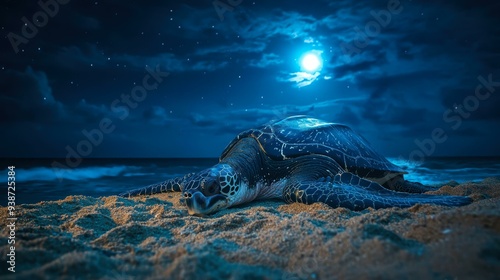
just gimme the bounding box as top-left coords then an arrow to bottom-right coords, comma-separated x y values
179,164 -> 242,198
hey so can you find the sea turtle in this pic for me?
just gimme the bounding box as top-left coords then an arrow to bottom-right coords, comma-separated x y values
119,116 -> 471,216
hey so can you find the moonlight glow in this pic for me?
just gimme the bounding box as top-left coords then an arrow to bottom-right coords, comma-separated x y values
301,52 -> 322,72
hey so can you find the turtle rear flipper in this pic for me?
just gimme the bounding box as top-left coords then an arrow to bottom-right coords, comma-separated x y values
283,173 -> 472,211
383,176 -> 440,193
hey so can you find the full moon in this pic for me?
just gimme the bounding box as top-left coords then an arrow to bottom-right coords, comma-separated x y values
301,53 -> 322,72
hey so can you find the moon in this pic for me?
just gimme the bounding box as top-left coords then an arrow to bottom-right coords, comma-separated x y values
300,52 -> 322,72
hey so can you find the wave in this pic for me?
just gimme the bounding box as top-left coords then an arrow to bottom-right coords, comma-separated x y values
122,172 -> 156,177
384,157 -> 500,185
5,158 -> 499,187
387,157 -> 423,170
11,166 -> 133,182
7,165 -> 198,183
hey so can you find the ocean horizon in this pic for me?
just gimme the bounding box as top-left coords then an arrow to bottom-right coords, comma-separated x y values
2,156 -> 499,205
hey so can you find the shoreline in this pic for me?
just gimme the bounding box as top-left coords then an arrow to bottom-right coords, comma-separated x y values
1,177 -> 500,279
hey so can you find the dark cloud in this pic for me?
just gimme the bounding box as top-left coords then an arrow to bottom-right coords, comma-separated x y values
223,10 -> 320,41
188,107 -> 299,135
332,51 -> 387,79
440,86 -> 500,121
0,67 -> 66,123
249,53 -> 283,68
72,99 -> 121,124
194,41 -> 266,56
361,100 -> 427,126
335,106 -> 361,126
0,67 -> 120,126
446,126 -> 483,137
143,106 -> 171,126
355,71 -> 450,100
187,98 -> 365,135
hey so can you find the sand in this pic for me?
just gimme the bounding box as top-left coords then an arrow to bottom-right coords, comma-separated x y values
1,178 -> 500,279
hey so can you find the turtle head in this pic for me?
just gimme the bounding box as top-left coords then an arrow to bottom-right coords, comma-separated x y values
181,163 -> 244,216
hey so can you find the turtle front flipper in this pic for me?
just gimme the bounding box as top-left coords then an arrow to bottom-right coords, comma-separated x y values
283,173 -> 472,210
118,173 -> 193,198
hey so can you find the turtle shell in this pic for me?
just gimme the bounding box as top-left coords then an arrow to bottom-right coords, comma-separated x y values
220,115 -> 405,179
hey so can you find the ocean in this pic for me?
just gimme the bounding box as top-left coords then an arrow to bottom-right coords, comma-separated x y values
1,157 -> 499,205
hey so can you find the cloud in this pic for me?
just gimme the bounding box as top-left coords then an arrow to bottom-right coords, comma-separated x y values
0,67 -> 125,125
194,41 -> 267,56
277,71 -> 320,88
446,126 -> 483,137
188,97 -> 367,134
116,53 -> 184,71
355,70 -> 450,100
49,44 -> 107,69
319,0 -> 500,103
335,106 -> 361,126
189,113 -> 218,128
48,44 -> 227,73
440,86 -> 500,121
172,5 -> 222,38
73,99 -> 124,124
332,51 -> 387,79
249,53 -> 283,68
361,99 -> 428,126
0,67 -> 67,123
191,61 -> 228,72
143,106 -> 171,126
304,37 -> 315,43
225,10 -> 320,41
189,108 -> 299,135
74,15 -> 100,30
116,53 -> 229,73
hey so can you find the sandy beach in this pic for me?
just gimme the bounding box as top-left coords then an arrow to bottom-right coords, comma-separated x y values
1,177 -> 500,279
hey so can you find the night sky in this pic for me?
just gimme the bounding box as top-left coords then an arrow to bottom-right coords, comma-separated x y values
1,0 -> 499,160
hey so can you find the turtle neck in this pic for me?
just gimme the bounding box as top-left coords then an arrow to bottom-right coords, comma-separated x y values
219,137 -> 265,187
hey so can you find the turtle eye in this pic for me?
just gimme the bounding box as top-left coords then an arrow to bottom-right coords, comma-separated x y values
203,183 -> 220,196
